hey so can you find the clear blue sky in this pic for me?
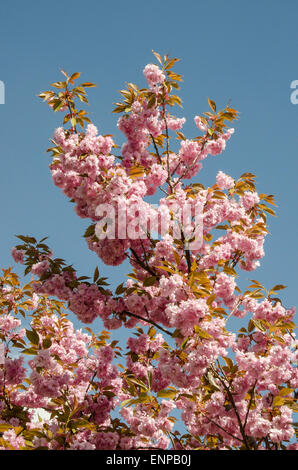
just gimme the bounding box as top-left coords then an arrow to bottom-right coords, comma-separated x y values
0,0 -> 297,339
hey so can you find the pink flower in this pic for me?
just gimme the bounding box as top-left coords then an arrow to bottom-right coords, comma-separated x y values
31,260 -> 50,277
143,64 -> 165,88
241,191 -> 260,210
194,115 -> 207,132
2,429 -> 25,449
167,117 -> 186,131
216,171 -> 234,190
206,137 -> 226,156
11,247 -> 25,264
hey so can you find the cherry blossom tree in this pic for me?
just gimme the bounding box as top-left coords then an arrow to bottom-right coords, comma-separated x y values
1,52 -> 297,450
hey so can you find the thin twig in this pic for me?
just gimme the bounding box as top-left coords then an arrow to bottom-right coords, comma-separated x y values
210,364 -> 251,450
200,411 -> 243,444
150,134 -> 162,164
84,370 -> 97,398
130,248 -> 158,278
122,310 -> 173,337
173,136 -> 208,188
244,380 -> 257,430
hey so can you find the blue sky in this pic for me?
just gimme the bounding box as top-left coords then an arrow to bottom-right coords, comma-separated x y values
0,0 -> 297,342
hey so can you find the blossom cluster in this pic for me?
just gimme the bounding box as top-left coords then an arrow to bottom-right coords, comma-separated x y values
2,55 -> 297,450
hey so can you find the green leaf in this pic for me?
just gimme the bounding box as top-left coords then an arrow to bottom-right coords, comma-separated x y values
270,284 -> 287,292
143,276 -> 157,287
0,424 -> 13,432
253,319 -> 267,332
80,82 -> 96,88
165,58 -> 180,70
115,283 -> 125,295
147,94 -> 156,109
93,266 -> 99,282
51,81 -> 66,89
42,338 -> 52,349
208,98 -> 216,112
157,388 -> 177,399
26,329 -> 40,345
16,235 -> 36,244
222,357 -> 234,369
194,326 -> 213,340
70,72 -> 81,82
181,337 -> 190,350
53,100 -> 64,112
278,388 -> 294,396
273,396 -> 286,407
126,377 -> 148,391
156,265 -> 175,274
152,50 -> 163,65
147,370 -> 153,389
21,347 -> 38,355
83,225 -> 95,238
248,319 -> 255,333
206,371 -> 221,391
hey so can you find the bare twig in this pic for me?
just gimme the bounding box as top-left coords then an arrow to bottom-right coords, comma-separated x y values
122,310 -> 173,337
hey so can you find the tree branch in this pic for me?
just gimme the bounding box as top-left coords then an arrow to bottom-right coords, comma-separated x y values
122,310 -> 173,337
